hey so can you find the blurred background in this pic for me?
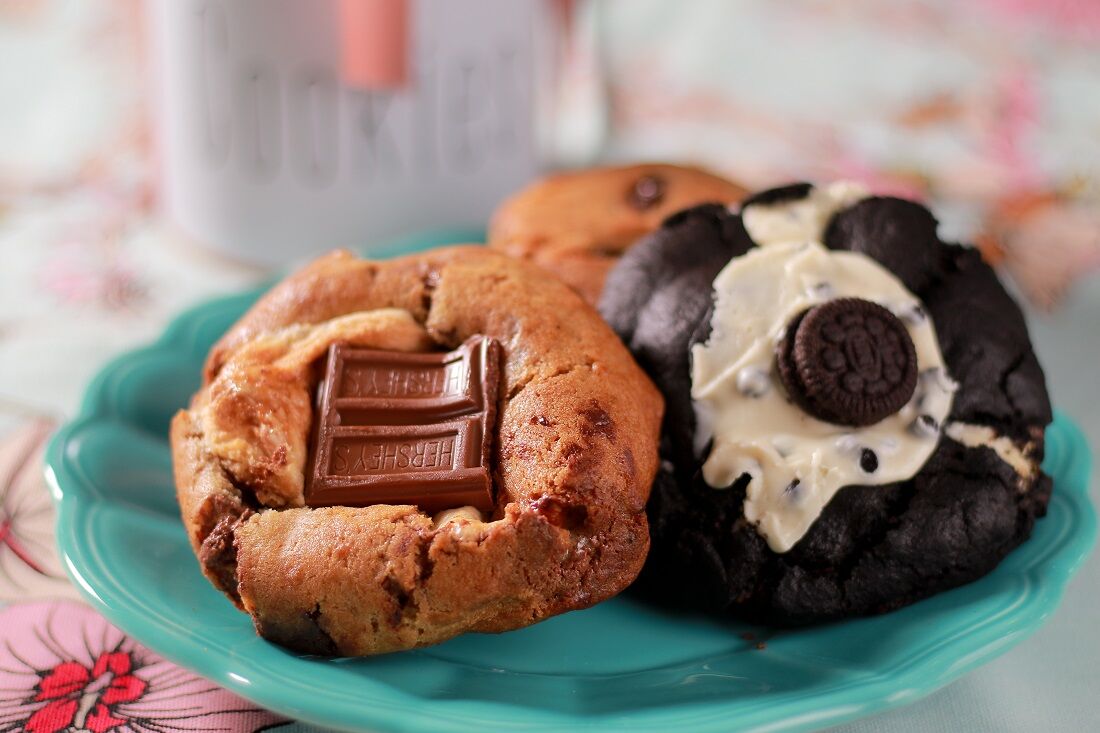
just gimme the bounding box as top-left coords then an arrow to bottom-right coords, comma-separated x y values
0,1 -> 1097,731
1,0 -> 1098,420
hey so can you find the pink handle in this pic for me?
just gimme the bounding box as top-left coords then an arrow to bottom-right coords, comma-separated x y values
339,0 -> 410,89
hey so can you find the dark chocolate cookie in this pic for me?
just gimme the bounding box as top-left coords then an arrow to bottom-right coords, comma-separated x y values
600,183 -> 1052,622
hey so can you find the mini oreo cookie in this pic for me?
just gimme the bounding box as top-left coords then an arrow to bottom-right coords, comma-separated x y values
777,298 -> 918,426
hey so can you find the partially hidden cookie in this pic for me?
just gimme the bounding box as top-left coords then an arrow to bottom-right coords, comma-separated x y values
488,163 -> 747,305
600,181 -> 1053,622
172,247 -> 663,655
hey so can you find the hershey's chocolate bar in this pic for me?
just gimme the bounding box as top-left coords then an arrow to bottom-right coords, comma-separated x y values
327,337 -> 491,424
305,336 -> 500,512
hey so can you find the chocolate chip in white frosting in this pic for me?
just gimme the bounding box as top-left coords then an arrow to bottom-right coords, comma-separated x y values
921,367 -> 953,391
910,413 -> 940,438
736,366 -> 772,398
860,448 -> 879,474
895,302 -> 927,326
916,367 -> 959,412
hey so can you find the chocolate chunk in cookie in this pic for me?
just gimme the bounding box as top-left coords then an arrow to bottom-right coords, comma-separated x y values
628,174 -> 667,210
740,182 -> 813,210
778,298 -> 918,426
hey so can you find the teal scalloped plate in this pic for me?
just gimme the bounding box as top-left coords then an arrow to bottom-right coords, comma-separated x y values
45,233 -> 1096,733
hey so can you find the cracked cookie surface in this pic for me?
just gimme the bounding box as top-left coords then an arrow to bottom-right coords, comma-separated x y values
171,246 -> 663,655
600,190 -> 1052,622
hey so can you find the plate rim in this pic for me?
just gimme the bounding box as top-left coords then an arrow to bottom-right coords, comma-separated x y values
44,239 -> 1098,733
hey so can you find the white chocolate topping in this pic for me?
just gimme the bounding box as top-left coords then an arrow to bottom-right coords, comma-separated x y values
432,505 -> 483,526
945,422 -> 1037,486
431,505 -> 488,540
691,241 -> 957,553
740,181 -> 870,247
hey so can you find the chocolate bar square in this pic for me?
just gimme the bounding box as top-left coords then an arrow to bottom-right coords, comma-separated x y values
305,336 -> 501,512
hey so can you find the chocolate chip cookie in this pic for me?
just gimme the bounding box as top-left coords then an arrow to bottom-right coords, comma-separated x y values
600,182 -> 1052,622
172,247 -> 663,655
488,163 -> 746,305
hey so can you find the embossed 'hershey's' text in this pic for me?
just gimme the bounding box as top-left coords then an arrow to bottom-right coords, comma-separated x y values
340,361 -> 467,399
330,436 -> 456,475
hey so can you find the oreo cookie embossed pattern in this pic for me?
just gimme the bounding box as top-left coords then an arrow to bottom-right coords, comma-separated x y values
777,298 -> 918,427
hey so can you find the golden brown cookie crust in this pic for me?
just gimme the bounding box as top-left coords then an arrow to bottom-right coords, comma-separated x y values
488,163 -> 747,305
172,246 -> 663,656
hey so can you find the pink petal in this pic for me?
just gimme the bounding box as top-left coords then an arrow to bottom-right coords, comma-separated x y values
1,602 -> 288,732
25,698 -> 78,733
0,418 -> 73,603
34,661 -> 88,701
84,702 -> 128,733
100,672 -> 146,705
92,651 -> 131,677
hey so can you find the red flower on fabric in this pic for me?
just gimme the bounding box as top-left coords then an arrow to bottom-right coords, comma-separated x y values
0,418 -> 74,603
0,601 -> 287,733
26,651 -> 147,733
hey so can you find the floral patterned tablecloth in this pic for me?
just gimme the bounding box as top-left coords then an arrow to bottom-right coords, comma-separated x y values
0,5 -> 315,731
0,2 -> 1097,732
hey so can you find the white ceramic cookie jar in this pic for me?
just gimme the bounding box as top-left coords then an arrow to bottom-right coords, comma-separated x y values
149,0 -> 553,264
